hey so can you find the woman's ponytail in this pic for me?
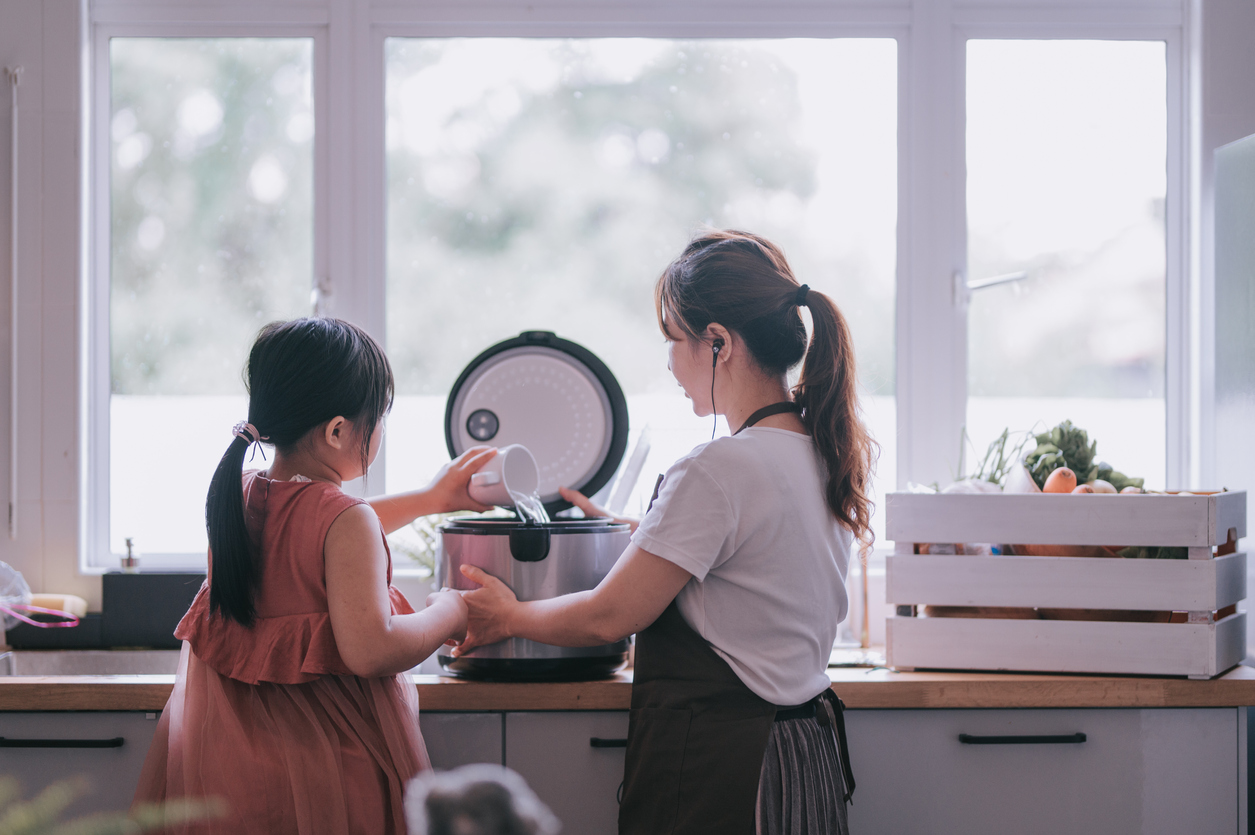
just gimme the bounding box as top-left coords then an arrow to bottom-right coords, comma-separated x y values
206,432 -> 260,626
794,291 -> 879,554
656,229 -> 879,551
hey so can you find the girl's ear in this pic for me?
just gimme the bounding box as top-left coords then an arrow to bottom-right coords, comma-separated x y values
324,416 -> 349,450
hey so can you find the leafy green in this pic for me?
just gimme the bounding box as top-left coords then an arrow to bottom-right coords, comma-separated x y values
1023,420 -> 1097,488
0,777 -> 224,835
1117,546 -> 1187,560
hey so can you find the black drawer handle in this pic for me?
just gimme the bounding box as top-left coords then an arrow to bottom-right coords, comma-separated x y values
0,736 -> 125,749
959,733 -> 1086,745
590,738 -> 628,748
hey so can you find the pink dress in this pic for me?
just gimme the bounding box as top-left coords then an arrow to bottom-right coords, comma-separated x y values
134,471 -> 431,834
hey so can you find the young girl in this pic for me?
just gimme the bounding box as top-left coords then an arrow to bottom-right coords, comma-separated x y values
134,317 -> 495,834
456,230 -> 875,835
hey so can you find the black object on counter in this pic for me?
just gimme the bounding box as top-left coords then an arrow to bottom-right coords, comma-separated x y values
101,573 -> 205,649
6,572 -> 206,650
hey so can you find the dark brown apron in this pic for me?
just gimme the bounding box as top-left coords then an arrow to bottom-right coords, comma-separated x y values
619,401 -> 855,835
619,600 -> 778,835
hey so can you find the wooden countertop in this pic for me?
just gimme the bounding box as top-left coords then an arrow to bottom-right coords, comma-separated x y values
5,666 -> 1255,712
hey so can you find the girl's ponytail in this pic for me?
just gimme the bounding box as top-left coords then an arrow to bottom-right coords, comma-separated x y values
794,290 -> 878,554
206,431 -> 259,626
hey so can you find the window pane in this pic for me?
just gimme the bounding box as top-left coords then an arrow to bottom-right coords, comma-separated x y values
108,38 -> 314,561
384,38 -> 897,557
965,40 -> 1166,488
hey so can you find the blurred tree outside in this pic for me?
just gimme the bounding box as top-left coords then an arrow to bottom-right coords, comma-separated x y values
385,39 -> 898,400
111,38 -> 314,396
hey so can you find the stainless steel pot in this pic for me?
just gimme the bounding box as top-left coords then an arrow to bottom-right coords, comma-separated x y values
435,517 -> 631,680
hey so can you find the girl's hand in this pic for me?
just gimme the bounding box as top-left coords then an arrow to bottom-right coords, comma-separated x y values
453,565 -> 519,656
424,588 -> 469,643
428,446 -> 498,513
558,486 -> 640,533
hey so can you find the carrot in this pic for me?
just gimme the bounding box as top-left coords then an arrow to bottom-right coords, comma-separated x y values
1043,467 -> 1077,493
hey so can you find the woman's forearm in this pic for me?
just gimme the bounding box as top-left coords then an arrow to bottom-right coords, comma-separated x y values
508,590 -> 629,647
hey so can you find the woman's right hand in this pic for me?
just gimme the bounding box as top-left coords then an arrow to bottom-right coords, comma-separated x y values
558,486 -> 640,533
454,565 -> 520,655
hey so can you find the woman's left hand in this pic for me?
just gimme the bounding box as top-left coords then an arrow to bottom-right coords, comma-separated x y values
453,564 -> 519,655
427,446 -> 498,513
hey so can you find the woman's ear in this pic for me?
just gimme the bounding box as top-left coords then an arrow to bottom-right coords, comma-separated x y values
705,323 -> 732,361
324,416 -> 349,450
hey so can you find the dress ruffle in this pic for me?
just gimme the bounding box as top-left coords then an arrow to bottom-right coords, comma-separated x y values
175,586 -> 416,686
134,642 -> 430,834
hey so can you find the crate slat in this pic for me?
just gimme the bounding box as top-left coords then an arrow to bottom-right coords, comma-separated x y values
1213,490 -> 1248,543
886,552 -> 1246,611
886,613 -> 1247,678
885,492 -> 1246,548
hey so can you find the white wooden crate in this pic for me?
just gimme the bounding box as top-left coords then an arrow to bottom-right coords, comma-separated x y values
885,491 -> 1248,679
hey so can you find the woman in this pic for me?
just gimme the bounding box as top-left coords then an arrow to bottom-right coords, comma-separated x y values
456,230 -> 876,835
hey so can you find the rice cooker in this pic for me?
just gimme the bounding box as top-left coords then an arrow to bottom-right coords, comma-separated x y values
436,331 -> 632,680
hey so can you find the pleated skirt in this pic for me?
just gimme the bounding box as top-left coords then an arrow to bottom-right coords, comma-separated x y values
756,715 -> 850,835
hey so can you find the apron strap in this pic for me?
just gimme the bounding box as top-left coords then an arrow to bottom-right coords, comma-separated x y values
734,401 -> 801,435
818,689 -> 857,804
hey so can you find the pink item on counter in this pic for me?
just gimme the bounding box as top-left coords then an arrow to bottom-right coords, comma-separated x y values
0,603 -> 80,627
134,471 -> 430,834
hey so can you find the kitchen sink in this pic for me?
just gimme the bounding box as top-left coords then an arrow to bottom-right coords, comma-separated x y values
0,649 -> 181,676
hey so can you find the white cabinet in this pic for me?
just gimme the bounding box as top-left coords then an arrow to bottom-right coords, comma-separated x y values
844,708 -> 1245,835
505,711 -> 628,835
0,712 -> 160,817
421,712 -> 503,769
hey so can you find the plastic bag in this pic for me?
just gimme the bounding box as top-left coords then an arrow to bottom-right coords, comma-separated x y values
0,561 -> 32,631
0,561 -> 79,630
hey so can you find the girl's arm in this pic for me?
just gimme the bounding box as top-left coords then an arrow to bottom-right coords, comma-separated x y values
454,544 -> 692,653
368,446 -> 497,535
326,503 -> 467,677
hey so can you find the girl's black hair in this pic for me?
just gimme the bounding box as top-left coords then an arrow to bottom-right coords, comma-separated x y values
206,317 -> 394,626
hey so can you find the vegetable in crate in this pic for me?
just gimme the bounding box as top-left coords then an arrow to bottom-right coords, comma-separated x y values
1022,419 -> 1145,492
1024,420 -> 1096,489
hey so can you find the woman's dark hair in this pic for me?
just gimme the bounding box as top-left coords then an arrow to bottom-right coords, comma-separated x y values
206,317 -> 394,626
655,229 -> 879,552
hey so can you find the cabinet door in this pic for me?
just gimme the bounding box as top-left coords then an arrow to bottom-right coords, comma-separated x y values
0,712 -> 160,818
843,708 -> 1242,835
505,711 -> 628,834
421,712 -> 504,769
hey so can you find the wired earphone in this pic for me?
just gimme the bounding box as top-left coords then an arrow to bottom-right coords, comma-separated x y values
710,339 -> 724,439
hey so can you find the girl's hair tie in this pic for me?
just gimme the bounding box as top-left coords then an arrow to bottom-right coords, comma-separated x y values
232,422 -> 269,460
794,284 -> 810,307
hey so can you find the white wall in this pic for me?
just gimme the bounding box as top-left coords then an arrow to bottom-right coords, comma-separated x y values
0,0 -> 91,605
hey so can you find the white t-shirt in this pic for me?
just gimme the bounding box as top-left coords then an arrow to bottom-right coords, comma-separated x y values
631,426 -> 851,706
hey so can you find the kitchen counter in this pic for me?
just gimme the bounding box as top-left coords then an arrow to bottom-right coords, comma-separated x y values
6,665 -> 1255,712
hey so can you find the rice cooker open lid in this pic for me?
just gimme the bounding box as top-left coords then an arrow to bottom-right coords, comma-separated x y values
445,331 -> 629,515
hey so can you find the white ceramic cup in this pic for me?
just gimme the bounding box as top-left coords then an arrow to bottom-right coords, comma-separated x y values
468,444 -> 541,507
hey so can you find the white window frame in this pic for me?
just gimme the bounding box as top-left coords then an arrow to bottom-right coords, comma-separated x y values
81,0 -> 1198,571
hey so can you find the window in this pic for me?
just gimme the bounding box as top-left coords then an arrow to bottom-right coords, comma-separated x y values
99,38 -> 314,567
383,37 -> 897,546
964,40 -> 1169,487
82,1 -> 1194,572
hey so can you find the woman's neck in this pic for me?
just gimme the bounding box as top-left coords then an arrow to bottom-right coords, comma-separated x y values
720,374 -> 805,435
